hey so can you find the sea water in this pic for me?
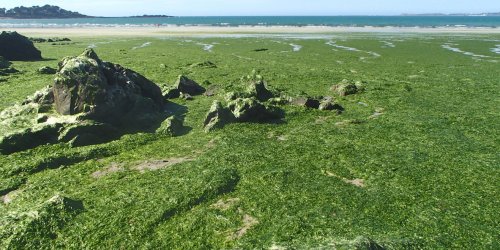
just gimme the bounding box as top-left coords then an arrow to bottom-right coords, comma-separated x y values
1,16 -> 500,28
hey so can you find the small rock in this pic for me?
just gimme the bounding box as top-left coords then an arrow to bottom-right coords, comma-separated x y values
228,98 -> 281,122
290,97 -> 320,109
331,79 -> 360,96
247,80 -> 274,101
156,116 -> 183,136
190,61 -> 217,68
163,87 -> 180,99
22,86 -> 54,105
318,97 -> 344,112
36,114 -> 49,123
203,101 -> 234,132
175,75 -> 205,95
180,92 -> 193,100
204,85 -> 219,97
38,66 -> 56,74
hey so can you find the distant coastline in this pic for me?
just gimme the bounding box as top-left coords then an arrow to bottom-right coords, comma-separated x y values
402,13 -> 500,17
0,5 -> 174,19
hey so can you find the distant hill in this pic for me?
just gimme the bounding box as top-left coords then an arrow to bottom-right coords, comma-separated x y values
129,15 -> 173,18
0,5 -> 91,19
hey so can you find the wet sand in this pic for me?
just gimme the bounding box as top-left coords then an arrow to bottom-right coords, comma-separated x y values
6,26 -> 500,37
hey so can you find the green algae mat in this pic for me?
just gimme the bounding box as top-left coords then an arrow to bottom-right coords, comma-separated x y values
1,34 -> 499,249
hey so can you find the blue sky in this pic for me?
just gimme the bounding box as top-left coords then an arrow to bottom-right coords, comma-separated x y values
2,0 -> 500,16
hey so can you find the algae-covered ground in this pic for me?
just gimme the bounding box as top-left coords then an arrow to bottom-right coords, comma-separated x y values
0,33 -> 499,249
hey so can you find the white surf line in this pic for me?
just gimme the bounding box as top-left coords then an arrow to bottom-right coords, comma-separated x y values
290,43 -> 302,52
381,41 -> 395,48
491,45 -> 500,54
326,41 -> 381,58
132,42 -> 152,50
441,43 -> 490,58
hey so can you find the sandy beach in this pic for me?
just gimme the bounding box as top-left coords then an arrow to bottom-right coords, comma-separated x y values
6,26 -> 500,37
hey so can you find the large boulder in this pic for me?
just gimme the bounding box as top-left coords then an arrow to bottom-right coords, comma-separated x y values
53,49 -> 164,127
0,31 -> 42,61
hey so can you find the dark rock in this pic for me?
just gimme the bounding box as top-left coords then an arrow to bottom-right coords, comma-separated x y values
253,48 -> 269,52
189,61 -> 217,68
0,56 -> 10,68
247,80 -> 274,101
228,98 -> 281,122
156,116 -> 183,136
290,97 -> 320,109
203,101 -> 234,132
36,115 -> 49,123
58,121 -> 119,147
53,49 -> 163,127
0,56 -> 18,76
0,31 -> 42,61
319,97 -> 344,112
163,87 -> 180,99
0,123 -> 63,154
175,75 -> 205,95
38,66 -> 57,74
0,67 -> 18,76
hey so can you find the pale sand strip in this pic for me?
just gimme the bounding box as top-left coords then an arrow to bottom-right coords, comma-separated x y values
5,26 -> 500,37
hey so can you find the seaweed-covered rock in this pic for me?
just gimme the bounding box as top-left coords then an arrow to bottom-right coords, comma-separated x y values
331,79 -> 365,96
247,80 -> 274,102
38,66 -> 57,74
203,101 -> 234,132
175,75 -> 205,96
58,121 -> 119,147
53,48 -> 163,127
0,31 -> 42,61
290,96 -> 320,109
346,236 -> 385,250
319,97 -> 344,112
30,37 -> 71,43
156,116 -> 183,136
0,195 -> 83,248
0,56 -> 18,76
0,123 -> 63,154
228,98 -> 281,122
22,86 -> 54,106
